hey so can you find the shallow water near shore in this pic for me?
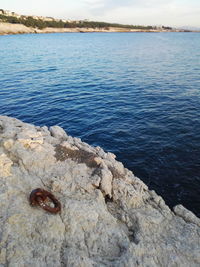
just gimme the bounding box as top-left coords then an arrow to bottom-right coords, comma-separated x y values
0,32 -> 199,216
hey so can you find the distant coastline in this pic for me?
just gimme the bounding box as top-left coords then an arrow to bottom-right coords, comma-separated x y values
1,22 -> 188,35
0,8 -> 195,35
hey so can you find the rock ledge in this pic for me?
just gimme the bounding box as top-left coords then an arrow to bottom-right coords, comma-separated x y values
0,115 -> 199,266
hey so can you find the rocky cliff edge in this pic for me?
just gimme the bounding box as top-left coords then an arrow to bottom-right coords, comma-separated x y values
0,115 -> 199,266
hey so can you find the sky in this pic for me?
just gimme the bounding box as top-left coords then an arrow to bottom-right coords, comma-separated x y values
1,0 -> 200,28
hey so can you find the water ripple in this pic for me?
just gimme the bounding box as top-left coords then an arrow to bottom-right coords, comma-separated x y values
0,32 -> 200,216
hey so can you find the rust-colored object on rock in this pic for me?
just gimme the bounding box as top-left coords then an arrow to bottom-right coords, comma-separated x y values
29,188 -> 61,214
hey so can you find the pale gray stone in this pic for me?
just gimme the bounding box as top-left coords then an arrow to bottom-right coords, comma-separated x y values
49,125 -> 68,140
174,204 -> 200,227
0,115 -> 199,267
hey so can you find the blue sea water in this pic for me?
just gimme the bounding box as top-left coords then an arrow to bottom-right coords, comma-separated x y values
0,32 -> 200,216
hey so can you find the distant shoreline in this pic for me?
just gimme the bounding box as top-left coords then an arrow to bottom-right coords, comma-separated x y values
0,22 -> 195,36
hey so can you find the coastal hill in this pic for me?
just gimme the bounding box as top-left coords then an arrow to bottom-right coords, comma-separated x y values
0,115 -> 199,266
0,8 -> 188,35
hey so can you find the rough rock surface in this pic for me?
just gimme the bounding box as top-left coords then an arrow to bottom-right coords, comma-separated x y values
0,115 -> 199,267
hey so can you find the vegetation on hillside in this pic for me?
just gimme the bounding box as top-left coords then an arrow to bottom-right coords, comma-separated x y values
0,14 -> 168,30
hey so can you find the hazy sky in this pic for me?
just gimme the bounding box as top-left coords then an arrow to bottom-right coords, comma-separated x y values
1,0 -> 200,27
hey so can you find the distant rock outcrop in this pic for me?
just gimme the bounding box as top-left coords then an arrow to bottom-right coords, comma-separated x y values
0,22 -> 36,35
0,115 -> 199,266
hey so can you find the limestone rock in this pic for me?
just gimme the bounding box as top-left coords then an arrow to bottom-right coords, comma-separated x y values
100,165 -> 113,197
49,125 -> 68,140
0,153 -> 13,177
174,204 -> 200,227
0,115 -> 199,267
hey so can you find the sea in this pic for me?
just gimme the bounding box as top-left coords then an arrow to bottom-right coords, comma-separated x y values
0,32 -> 199,217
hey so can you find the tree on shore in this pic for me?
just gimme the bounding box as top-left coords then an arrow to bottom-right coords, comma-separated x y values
0,13 -> 158,30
